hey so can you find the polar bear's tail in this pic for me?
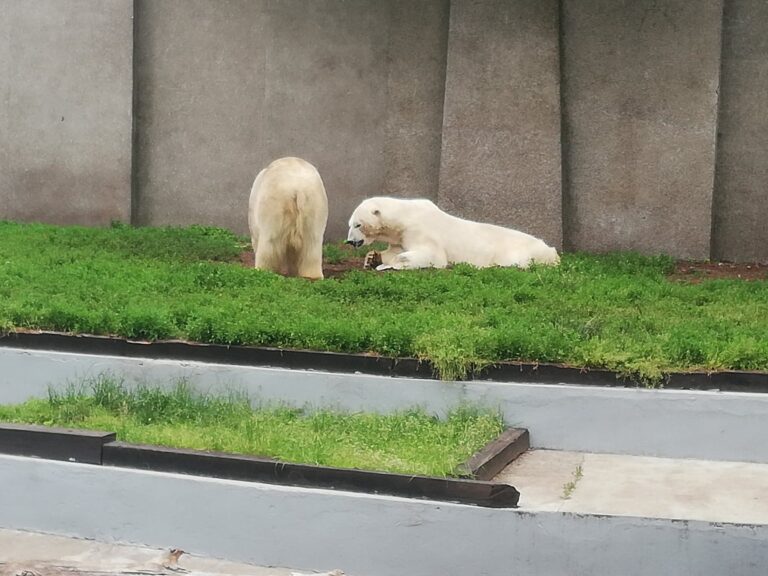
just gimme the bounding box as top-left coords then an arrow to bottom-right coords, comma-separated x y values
287,190 -> 316,249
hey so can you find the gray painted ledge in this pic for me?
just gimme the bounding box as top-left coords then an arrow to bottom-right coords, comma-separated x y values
1,347 -> 767,463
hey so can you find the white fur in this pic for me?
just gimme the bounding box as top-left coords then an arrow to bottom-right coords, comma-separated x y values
248,157 -> 328,279
347,197 -> 559,270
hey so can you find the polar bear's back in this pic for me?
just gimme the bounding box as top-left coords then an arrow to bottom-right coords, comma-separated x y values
249,157 -> 328,246
248,157 -> 328,279
403,200 -> 558,268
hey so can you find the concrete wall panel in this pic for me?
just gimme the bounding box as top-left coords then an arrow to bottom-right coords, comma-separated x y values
0,0 -> 133,226
561,0 -> 723,259
438,0 -> 562,248
0,3 -> 9,219
381,1 -> 450,204
259,0 -> 390,242
711,0 -> 768,263
133,0 -> 449,240
132,0 -> 268,231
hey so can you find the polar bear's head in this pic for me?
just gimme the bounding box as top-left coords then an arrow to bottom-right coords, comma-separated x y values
346,197 -> 401,247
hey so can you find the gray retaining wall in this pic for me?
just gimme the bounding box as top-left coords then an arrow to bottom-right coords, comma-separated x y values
2,347 -> 768,464
0,454 -> 766,576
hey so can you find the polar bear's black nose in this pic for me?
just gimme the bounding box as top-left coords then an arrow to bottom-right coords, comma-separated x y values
346,239 -> 364,248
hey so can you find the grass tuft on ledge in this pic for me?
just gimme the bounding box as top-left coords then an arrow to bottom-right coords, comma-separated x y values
0,221 -> 767,382
0,377 -> 503,477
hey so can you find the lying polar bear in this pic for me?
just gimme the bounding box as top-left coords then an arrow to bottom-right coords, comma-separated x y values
346,196 -> 559,270
248,157 -> 328,279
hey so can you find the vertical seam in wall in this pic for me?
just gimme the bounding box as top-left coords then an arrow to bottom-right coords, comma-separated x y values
260,2 -> 271,165
129,0 -> 140,226
381,1 -> 396,196
709,0 -> 728,261
435,0 -> 452,204
557,0 -> 572,252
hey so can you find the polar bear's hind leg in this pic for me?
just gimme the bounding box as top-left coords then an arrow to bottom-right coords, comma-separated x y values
254,239 -> 287,275
295,239 -> 324,280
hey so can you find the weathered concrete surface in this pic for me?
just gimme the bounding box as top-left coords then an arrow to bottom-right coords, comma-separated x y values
0,6 -> 9,220
3,347 -> 768,464
0,0 -> 133,226
498,450 -> 768,525
438,0 -> 562,248
133,0 -> 448,240
381,1 -> 449,205
132,0 -> 268,231
711,0 -> 768,263
0,528 -> 298,575
261,1 -> 397,242
561,0 -> 723,259
2,455 -> 767,576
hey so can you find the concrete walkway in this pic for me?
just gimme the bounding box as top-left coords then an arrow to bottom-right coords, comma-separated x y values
0,529 -> 342,576
496,449 -> 768,525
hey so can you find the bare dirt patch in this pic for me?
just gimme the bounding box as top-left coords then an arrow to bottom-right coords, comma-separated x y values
237,251 -> 364,278
237,251 -> 768,282
669,261 -> 768,283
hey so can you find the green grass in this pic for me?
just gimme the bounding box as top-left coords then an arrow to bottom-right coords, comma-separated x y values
322,240 -> 388,263
1,221 -> 767,382
0,377 -> 503,477
561,464 -> 584,500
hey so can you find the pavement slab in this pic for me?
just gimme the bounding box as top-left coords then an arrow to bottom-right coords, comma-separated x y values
496,449 -> 768,525
0,529 -> 342,576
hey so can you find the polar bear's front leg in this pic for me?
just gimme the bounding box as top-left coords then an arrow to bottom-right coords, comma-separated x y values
377,247 -> 447,270
364,246 -> 403,270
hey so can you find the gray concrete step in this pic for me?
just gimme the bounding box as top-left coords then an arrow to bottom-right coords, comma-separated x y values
496,449 -> 768,525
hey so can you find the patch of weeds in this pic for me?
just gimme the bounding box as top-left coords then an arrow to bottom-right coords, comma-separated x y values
561,464 -> 584,499
414,323 -> 493,381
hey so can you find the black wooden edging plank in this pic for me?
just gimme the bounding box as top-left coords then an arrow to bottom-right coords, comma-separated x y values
0,331 -> 432,378
476,362 -> 768,392
0,423 -> 115,464
665,371 -> 768,393
461,428 -> 530,481
2,330 -> 768,392
476,363 -> 625,387
102,442 -> 520,508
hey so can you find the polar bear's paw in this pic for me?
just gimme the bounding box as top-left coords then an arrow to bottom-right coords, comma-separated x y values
363,250 -> 383,270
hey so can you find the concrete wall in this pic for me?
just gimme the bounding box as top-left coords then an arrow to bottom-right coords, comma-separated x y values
561,0 -> 723,259
711,0 -> 768,262
131,0 -> 268,230
2,455 -> 767,576
438,0 -> 562,248
133,0 -> 448,240
2,0 -> 768,261
0,0 -> 133,226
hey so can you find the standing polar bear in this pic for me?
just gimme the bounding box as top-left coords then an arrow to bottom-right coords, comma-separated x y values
346,196 -> 559,270
248,157 -> 328,279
